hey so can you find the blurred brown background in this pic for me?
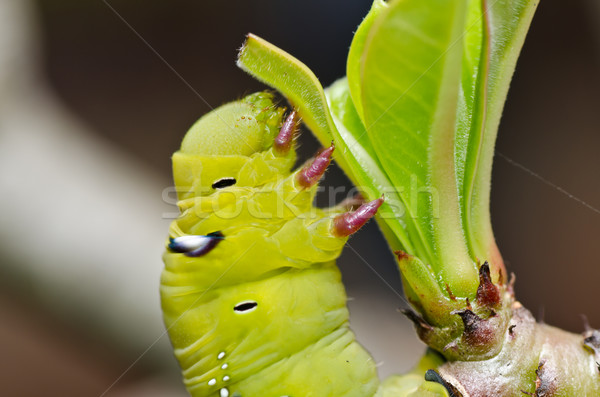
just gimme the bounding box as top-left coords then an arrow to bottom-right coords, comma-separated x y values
0,0 -> 598,395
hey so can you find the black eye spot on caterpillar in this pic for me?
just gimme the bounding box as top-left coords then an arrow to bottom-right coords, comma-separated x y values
168,231 -> 224,257
212,177 -> 237,189
234,301 -> 258,313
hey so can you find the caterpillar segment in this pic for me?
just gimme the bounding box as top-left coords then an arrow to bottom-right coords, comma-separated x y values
161,93 -> 386,397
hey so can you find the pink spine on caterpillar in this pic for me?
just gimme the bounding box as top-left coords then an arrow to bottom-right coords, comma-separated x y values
296,143 -> 335,188
274,110 -> 300,154
332,197 -> 384,237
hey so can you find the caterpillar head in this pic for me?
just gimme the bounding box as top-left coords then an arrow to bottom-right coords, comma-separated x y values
181,92 -> 283,157
173,92 -> 298,200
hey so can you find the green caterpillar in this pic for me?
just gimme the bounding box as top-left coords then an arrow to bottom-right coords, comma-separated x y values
160,92 -> 387,397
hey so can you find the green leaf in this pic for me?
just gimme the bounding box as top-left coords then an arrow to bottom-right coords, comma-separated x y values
459,0 -> 539,276
346,0 -> 388,123
360,0 -> 477,296
350,0 -> 538,298
237,34 -> 336,150
326,78 -> 413,254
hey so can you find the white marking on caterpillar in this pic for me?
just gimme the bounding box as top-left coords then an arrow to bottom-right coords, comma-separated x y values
169,235 -> 212,251
169,232 -> 224,257
223,375 -> 230,382
220,388 -> 230,397
233,300 -> 258,313
221,363 -> 228,369
208,378 -> 217,386
218,352 -> 226,360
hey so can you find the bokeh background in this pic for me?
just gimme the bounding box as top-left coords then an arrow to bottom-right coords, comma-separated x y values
1,0 -> 598,395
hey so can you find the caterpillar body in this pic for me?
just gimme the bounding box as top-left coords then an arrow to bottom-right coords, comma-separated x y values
161,92 -> 385,397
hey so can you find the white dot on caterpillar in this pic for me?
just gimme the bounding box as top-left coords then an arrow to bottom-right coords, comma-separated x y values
218,352 -> 226,360
223,375 -> 230,382
208,378 -> 217,386
221,363 -> 228,369
220,388 -> 229,397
